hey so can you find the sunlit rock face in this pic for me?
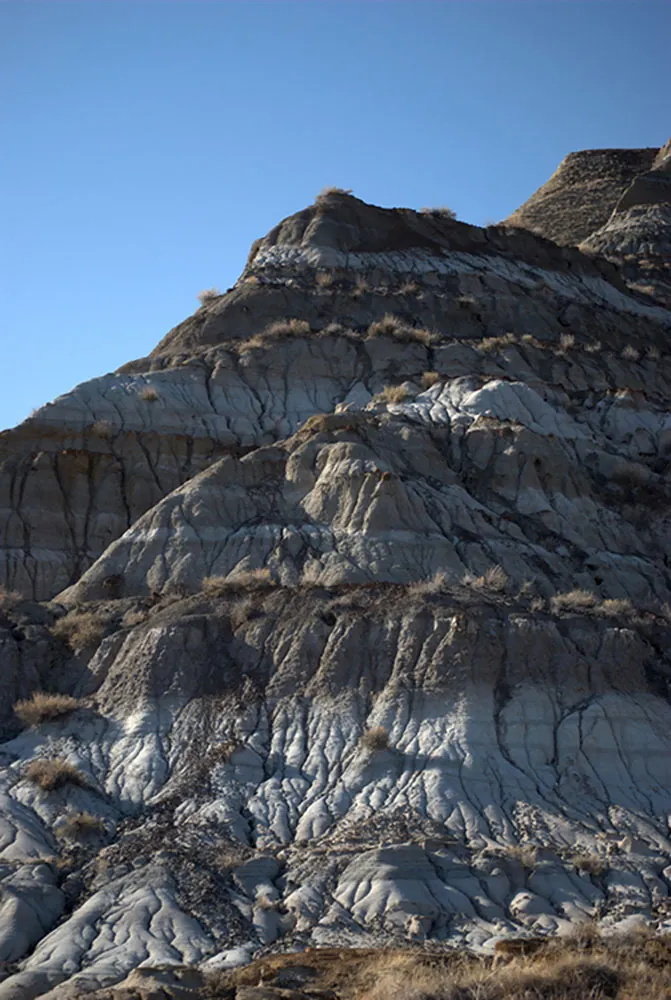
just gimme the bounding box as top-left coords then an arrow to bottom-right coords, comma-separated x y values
0,144 -> 670,1000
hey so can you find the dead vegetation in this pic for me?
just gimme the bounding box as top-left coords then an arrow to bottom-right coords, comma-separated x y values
51,609 -> 107,650
367,313 -> 436,345
477,332 -> 517,353
315,270 -> 335,289
463,565 -> 509,593
570,852 -> 608,877
14,692 -> 80,728
25,758 -> 88,792
139,385 -> 159,402
420,206 -> 457,219
360,727 -> 390,753
197,287 -> 221,305
264,317 -> 311,338
550,589 -> 598,613
90,419 -> 114,438
202,568 -> 275,595
59,811 -> 105,841
421,370 -> 441,389
210,931 -> 670,1000
377,384 -> 410,404
0,585 -> 23,612
316,186 -> 353,201
407,572 -> 448,598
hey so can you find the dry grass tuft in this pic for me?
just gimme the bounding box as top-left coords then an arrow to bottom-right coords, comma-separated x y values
407,572 -> 448,597
316,186 -> 353,204
0,585 -> 23,612
496,843 -> 539,869
558,333 -> 576,352
594,598 -> 635,619
463,565 -> 509,593
59,811 -> 105,840
14,692 -> 80,728
420,206 -> 457,219
315,271 -> 335,289
264,318 -> 311,338
197,287 -> 221,305
477,332 -> 517,353
91,419 -> 114,438
202,568 -> 275,595
421,371 -> 441,389
350,276 -> 369,299
378,384 -> 410,404
621,344 -> 641,361
360,726 -> 390,753
25,758 -> 88,792
367,314 -> 436,345
570,852 -> 608,877
585,340 -> 602,353
214,843 -> 249,873
550,589 -> 598,613
139,386 -> 159,402
51,610 -> 107,650
399,281 -> 420,296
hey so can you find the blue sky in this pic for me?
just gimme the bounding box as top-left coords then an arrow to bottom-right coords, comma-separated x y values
1,1 -> 669,431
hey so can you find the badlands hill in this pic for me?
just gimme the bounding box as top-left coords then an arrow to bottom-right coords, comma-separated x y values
0,140 -> 670,1000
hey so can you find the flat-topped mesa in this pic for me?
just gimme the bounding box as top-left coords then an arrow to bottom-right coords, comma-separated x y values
505,146 -> 659,246
150,189 -> 668,361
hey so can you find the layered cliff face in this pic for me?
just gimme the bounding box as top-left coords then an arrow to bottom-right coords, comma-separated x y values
1,149 -> 671,1000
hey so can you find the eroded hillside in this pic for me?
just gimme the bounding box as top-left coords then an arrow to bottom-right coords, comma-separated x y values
0,142 -> 670,1000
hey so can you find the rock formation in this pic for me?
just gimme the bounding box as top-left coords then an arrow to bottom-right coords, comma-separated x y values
0,143 -> 670,1000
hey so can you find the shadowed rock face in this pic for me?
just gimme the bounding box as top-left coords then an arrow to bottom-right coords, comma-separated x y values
1,147 -> 671,1000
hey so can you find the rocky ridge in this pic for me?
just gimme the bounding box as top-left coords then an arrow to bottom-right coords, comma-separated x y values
0,143 -> 670,1000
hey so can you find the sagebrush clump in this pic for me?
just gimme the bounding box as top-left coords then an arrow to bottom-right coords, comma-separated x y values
51,610 -> 107,650
14,692 -> 80,728
25,758 -> 88,792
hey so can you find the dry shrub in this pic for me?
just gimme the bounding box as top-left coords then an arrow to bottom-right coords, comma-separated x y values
214,843 -> 249,873
202,568 -> 274,595
197,287 -> 221,305
551,589 -> 598,613
420,206 -> 457,219
421,371 -> 441,389
315,271 -> 334,288
139,386 -> 159,402
367,314 -> 435,345
407,572 -> 448,597
379,384 -> 410,404
264,318 -> 311,338
60,811 -> 105,840
570,852 -> 608,876
558,333 -> 576,351
464,565 -> 509,593
399,281 -> 419,295
595,598 -> 635,619
477,333 -> 517,353
14,692 -> 80,728
621,344 -> 641,361
25,758 -> 87,792
497,844 -> 539,870
646,345 -> 661,360
0,586 -> 22,612
360,726 -> 390,753
51,610 -> 107,650
316,186 -> 353,201
350,276 -> 369,298
585,340 -> 602,353
91,419 -> 114,438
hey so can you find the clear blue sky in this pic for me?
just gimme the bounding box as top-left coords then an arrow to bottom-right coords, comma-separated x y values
1,1 -> 668,431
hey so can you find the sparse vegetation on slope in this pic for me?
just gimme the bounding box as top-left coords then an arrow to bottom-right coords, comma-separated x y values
14,692 -> 80,728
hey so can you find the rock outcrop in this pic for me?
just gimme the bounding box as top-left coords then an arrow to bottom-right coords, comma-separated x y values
1,148 -> 670,1000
